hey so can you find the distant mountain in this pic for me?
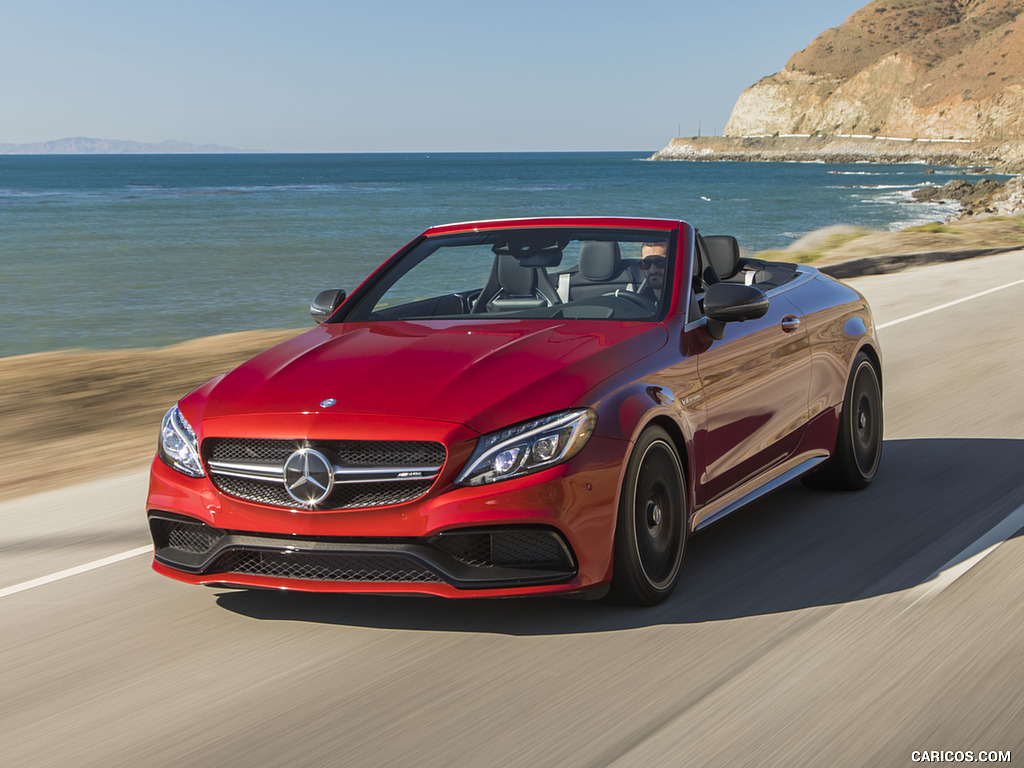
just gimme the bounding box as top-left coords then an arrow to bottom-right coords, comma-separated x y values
724,0 -> 1024,141
0,137 -> 261,154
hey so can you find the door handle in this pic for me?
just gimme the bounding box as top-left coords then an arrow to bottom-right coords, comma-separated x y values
781,315 -> 801,333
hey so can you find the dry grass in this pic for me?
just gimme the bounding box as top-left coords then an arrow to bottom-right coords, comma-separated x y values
0,328 -> 300,501
758,214 -> 1024,265
756,226 -> 873,264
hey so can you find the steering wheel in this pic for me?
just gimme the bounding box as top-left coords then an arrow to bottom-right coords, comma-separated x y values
600,289 -> 657,311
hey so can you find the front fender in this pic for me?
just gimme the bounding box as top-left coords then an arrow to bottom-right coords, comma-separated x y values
591,380 -> 703,535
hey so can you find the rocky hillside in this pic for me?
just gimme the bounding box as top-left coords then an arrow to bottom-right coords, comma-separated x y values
725,0 -> 1024,141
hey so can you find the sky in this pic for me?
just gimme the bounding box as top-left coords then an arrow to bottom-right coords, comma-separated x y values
0,0 -> 866,152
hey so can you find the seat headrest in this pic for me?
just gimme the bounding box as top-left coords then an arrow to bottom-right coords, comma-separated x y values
704,235 -> 741,280
496,254 -> 537,296
578,241 -> 621,281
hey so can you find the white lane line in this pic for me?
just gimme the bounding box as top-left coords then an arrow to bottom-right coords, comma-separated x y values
904,503 -> 1024,609
877,277 -> 1024,330
0,545 -> 152,599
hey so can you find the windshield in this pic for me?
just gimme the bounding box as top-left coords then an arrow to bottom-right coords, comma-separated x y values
344,228 -> 676,323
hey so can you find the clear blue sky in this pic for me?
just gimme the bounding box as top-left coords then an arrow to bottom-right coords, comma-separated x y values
1,0 -> 864,152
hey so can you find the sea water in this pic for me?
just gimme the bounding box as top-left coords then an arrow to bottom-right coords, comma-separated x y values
0,152 -> 989,356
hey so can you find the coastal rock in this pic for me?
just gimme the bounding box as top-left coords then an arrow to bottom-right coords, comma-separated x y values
990,175 -> 1024,214
650,134 -> 1007,166
912,177 -> 1006,215
912,180 -> 968,202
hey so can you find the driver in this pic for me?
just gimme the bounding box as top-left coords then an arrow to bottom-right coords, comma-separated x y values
638,241 -> 668,304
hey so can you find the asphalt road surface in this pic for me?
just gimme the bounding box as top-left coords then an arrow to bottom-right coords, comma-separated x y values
4,251 -> 1024,768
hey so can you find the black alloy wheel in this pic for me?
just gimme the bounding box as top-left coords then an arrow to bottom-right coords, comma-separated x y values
850,358 -> 883,480
608,426 -> 687,606
803,351 -> 883,491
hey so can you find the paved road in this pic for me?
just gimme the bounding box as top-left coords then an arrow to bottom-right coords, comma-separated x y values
4,251 -> 1024,767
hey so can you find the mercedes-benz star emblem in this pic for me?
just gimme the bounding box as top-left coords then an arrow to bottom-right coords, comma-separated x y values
282,448 -> 334,506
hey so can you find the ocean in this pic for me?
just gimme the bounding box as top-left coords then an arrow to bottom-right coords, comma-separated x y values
0,152 -> 988,357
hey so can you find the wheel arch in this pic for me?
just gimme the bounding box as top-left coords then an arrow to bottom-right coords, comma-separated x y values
588,381 -> 701,584
613,397 -> 696,491
642,414 -> 694,522
856,341 -> 883,394
610,393 -> 698,533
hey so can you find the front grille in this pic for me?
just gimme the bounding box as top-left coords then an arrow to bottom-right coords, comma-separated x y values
210,550 -> 443,583
204,438 -> 446,510
432,529 -> 574,571
212,476 -> 437,510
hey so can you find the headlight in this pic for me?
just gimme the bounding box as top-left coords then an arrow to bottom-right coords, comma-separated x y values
158,405 -> 205,478
455,409 -> 596,486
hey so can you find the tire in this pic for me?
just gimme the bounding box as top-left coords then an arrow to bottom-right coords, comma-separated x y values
803,352 -> 883,491
607,426 -> 687,606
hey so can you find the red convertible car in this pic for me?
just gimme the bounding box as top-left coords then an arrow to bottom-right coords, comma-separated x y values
148,216 -> 881,605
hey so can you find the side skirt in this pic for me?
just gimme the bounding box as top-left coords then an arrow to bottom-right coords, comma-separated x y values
693,453 -> 828,532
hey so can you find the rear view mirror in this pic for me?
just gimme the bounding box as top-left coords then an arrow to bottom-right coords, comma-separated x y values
310,289 -> 347,324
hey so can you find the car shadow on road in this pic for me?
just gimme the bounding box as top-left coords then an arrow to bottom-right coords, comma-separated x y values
215,437 -> 1024,635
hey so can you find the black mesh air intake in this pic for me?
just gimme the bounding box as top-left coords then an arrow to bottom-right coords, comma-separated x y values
432,528 -> 574,571
209,550 -> 443,583
150,515 -> 223,555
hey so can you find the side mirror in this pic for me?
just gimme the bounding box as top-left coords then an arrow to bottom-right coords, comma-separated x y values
703,283 -> 769,340
310,289 -> 347,324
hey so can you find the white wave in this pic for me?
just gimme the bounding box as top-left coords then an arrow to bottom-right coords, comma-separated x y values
0,188 -> 75,197
489,185 -> 589,192
855,184 -> 918,190
171,183 -> 405,196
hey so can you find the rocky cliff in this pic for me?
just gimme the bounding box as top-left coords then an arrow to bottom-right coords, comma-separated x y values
724,0 -> 1024,141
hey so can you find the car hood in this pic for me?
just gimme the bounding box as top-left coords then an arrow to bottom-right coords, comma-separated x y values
193,319 -> 668,435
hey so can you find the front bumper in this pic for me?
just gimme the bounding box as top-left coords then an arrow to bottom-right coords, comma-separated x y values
151,511 -> 578,591
146,430 -> 626,597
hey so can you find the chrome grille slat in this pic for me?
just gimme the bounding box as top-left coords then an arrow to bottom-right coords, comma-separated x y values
206,460 -> 284,481
330,467 -> 440,484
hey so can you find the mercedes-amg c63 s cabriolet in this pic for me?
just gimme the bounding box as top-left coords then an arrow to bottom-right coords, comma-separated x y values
148,216 -> 882,605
